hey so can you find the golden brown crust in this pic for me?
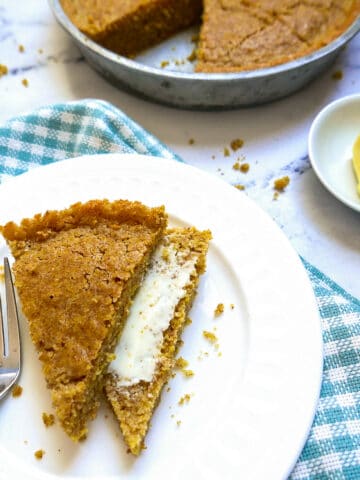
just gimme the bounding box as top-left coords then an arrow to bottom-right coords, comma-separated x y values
1,199 -> 167,441
105,227 -> 211,455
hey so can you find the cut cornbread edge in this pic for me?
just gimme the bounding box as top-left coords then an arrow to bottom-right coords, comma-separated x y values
104,226 -> 211,455
1,199 -> 168,441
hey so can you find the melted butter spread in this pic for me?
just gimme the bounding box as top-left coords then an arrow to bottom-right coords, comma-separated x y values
109,242 -> 196,386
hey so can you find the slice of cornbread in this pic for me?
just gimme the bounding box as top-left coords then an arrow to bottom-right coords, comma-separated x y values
60,0 -> 202,57
0,199 -> 167,441
105,227 -> 211,455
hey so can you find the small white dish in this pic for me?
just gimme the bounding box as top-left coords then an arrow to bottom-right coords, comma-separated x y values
308,94 -> 360,212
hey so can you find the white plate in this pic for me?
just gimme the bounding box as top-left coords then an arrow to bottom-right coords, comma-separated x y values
0,154 -> 322,480
308,94 -> 360,212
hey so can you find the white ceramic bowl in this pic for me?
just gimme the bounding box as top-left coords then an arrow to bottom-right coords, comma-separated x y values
308,94 -> 360,212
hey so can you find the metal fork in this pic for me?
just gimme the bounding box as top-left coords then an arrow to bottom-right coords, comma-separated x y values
0,258 -> 21,400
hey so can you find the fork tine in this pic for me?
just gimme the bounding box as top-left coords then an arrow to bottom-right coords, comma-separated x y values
0,293 -> 4,363
4,258 -> 20,369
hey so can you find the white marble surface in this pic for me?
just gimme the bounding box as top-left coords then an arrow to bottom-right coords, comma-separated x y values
0,1 -> 359,298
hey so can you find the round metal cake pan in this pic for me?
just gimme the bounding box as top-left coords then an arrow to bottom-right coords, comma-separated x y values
49,0 -> 360,110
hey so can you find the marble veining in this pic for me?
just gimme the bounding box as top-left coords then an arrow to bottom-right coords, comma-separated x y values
0,0 -> 359,298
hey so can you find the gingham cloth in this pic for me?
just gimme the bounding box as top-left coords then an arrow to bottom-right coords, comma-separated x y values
0,99 -> 359,479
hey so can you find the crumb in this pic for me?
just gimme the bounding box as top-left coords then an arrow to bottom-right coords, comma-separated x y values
234,184 -> 245,190
214,303 -> 224,317
0,64 -> 8,77
218,352 -> 222,357
175,59 -> 185,66
232,161 -> 241,171
42,412 -> 55,427
0,265 -> 4,282
239,163 -> 250,173
34,449 -> 45,460
203,330 -> 217,343
175,357 -> 189,369
185,317 -> 192,326
183,369 -> 194,377
12,384 -> 23,397
273,191 -> 280,201
187,48 -> 197,62
176,420 -> 182,427
188,138 -> 195,145
223,147 -> 230,157
18,44 -> 25,53
332,70 -> 343,80
21,78 -> 29,87
274,176 -> 290,191
230,303 -> 235,309
191,33 -> 199,43
230,138 -> 244,151
160,60 -> 169,68
161,247 -> 170,262
178,393 -> 191,405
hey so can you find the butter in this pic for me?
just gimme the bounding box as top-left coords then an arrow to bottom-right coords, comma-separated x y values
352,134 -> 360,197
109,242 -> 197,386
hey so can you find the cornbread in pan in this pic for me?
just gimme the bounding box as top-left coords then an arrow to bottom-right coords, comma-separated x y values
105,227 -> 211,455
60,0 -> 202,57
0,199 -> 167,441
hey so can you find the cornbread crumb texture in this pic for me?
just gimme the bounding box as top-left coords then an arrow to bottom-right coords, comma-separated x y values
42,412 -> 56,427
34,449 -> 45,460
0,64 -> 8,77
12,384 -> 23,397
1,199 -> 167,441
105,227 -> 211,455
214,303 -> 224,317
203,330 -> 218,343
274,175 -> 290,191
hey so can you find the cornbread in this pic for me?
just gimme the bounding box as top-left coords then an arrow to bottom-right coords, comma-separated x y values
105,227 -> 211,455
0,199 -> 167,441
60,0 -> 359,72
60,0 -> 202,57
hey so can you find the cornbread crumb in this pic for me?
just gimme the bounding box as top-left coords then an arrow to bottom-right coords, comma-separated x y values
224,147 -> 230,157
185,317 -> 192,326
218,352 -> 222,357
240,163 -> 250,173
332,70 -> 343,80
18,44 -> 25,53
230,303 -> 235,309
161,247 -> 170,262
34,449 -> 45,460
160,60 -> 169,68
12,384 -> 23,397
178,393 -> 191,405
214,303 -> 224,317
273,191 -> 280,201
176,420 -> 182,426
230,139 -> 244,151
187,48 -> 197,62
235,184 -> 245,191
175,357 -> 189,369
0,64 -> 8,77
203,330 -> 217,343
21,78 -> 29,87
274,176 -> 290,191
188,138 -> 195,145
42,412 -> 55,427
183,369 -> 194,377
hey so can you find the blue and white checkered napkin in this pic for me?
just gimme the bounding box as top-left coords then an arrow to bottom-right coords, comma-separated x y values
0,99 -> 359,479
